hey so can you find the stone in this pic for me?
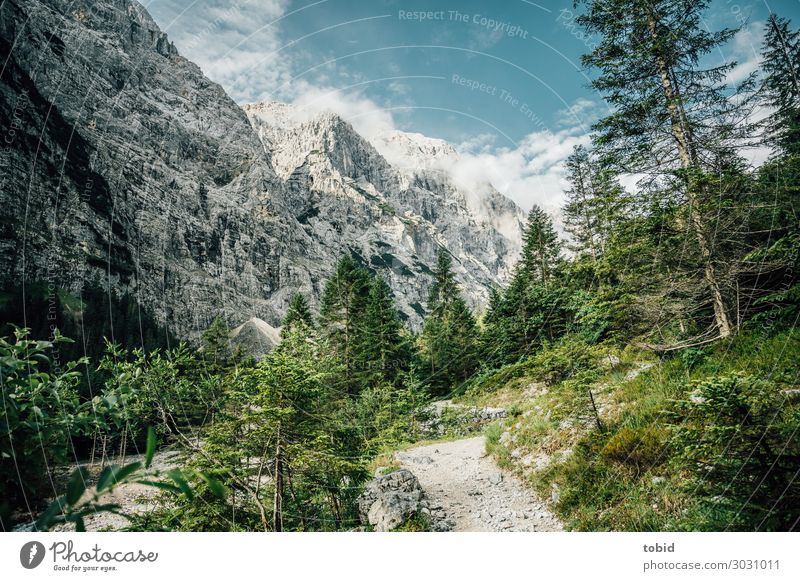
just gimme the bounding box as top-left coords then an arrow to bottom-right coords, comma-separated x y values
358,469 -> 426,532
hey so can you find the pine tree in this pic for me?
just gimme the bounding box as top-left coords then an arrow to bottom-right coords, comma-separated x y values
517,205 -> 561,287
362,276 -> 408,386
481,207 -> 571,365
576,0 -> 757,338
282,292 -> 313,336
762,14 -> 800,156
420,249 -> 479,395
200,317 -> 231,372
319,256 -> 371,394
563,145 -> 628,262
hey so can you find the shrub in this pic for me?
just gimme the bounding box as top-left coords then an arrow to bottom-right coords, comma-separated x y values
669,373 -> 800,531
0,329 -> 90,528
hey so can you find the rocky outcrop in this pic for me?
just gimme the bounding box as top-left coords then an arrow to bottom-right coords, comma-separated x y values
0,0 -> 524,342
358,469 -> 429,531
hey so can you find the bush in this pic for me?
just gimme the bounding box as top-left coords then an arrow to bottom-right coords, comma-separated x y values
669,373 -> 800,531
0,329 -> 90,528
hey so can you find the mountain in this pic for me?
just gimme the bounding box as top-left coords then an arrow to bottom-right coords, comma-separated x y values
0,0 -> 523,342
245,102 -> 525,323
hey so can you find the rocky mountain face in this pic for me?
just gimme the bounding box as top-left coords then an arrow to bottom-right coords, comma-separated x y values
245,102 -> 525,323
0,0 -> 523,341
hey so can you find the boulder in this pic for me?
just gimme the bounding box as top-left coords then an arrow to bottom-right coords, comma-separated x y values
358,469 -> 426,531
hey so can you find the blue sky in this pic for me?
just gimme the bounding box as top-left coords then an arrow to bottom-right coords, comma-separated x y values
144,0 -> 800,210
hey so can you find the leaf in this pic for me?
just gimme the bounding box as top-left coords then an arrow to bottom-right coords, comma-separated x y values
66,468 -> 88,506
75,516 -> 86,532
96,466 -> 114,492
112,461 -> 142,485
36,496 -> 67,531
137,480 -> 183,495
145,427 -> 156,468
166,469 -> 193,500
200,474 -> 227,499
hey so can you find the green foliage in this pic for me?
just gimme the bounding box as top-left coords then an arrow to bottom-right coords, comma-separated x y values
200,317 -> 232,372
761,14 -> 800,156
96,342 -> 223,445
282,292 -> 314,335
669,373 -> 800,531
420,249 -> 479,395
601,426 -> 666,471
36,428 -> 225,532
0,329 -> 90,526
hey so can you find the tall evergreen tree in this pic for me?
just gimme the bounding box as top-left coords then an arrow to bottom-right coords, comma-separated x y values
420,249 -> 479,395
563,145 -> 628,262
362,275 -> 409,386
482,208 -> 570,365
762,14 -> 800,156
319,256 -> 371,394
282,292 -> 314,336
517,205 -> 561,287
576,0 -> 757,338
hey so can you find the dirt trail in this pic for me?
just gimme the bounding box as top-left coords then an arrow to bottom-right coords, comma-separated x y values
396,436 -> 561,532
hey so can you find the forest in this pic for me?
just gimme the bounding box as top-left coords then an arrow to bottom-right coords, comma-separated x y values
1,0 -> 798,532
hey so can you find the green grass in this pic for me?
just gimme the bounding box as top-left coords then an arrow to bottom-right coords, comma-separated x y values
477,328 -> 800,531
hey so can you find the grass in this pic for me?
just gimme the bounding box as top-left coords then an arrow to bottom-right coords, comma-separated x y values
476,328 -> 800,531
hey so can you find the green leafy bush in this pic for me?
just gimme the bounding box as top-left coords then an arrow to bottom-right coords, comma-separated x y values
1,329 -> 90,526
669,373 -> 800,530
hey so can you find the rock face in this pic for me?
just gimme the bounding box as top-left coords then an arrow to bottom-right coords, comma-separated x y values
0,0 -> 524,341
246,102 -> 525,325
358,469 -> 427,531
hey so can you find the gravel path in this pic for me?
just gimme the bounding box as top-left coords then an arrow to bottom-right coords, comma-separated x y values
396,436 -> 561,532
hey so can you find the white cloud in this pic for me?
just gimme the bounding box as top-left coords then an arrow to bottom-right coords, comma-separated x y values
147,0 -> 293,102
725,21 -> 765,85
451,128 -> 591,212
288,82 -> 399,138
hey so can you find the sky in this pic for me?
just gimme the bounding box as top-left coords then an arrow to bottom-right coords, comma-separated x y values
144,0 -> 800,211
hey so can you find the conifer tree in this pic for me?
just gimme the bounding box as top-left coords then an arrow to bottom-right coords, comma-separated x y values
282,292 -> 313,335
482,207 -> 568,365
319,256 -> 371,393
762,14 -> 800,157
362,275 -> 408,386
420,249 -> 479,395
517,205 -> 561,287
563,145 -> 628,262
577,0 -> 756,338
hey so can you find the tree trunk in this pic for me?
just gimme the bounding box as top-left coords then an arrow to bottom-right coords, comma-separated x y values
273,423 -> 284,532
647,6 -> 733,338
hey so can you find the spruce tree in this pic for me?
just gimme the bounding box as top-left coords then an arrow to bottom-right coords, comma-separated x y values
362,275 -> 409,386
319,256 -> 371,394
563,145 -> 628,262
483,207 -> 568,365
420,249 -> 478,395
762,14 -> 800,156
282,292 -> 314,335
517,205 -> 561,286
576,0 -> 756,338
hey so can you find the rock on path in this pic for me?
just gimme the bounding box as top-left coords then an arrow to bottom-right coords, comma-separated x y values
396,436 -> 562,532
